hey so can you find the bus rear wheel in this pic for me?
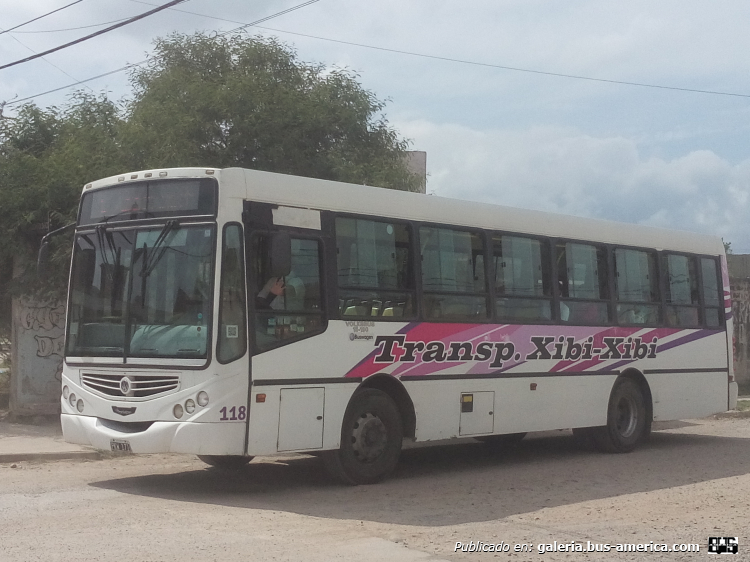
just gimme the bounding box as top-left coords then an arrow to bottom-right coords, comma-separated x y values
198,455 -> 253,469
592,378 -> 647,453
323,389 -> 403,485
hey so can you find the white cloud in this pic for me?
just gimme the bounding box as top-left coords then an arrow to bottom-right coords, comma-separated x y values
398,120 -> 750,250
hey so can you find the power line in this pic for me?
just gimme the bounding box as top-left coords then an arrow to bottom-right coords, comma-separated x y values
9,1 -> 317,35
0,0 -> 189,72
0,0 -> 84,36
8,2 -> 749,105
10,18 -> 130,34
117,1 -> 750,99
5,0 -> 323,106
10,64 -> 133,105
4,32 -> 93,93
229,0 -> 321,32
257,27 -> 750,99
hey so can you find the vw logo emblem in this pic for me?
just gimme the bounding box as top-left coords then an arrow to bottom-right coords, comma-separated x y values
120,377 -> 132,395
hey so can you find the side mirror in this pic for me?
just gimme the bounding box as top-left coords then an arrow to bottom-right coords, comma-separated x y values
37,241 -> 50,278
35,222 -> 76,278
269,232 -> 292,278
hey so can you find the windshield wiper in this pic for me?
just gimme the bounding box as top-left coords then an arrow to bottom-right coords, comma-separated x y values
141,219 -> 179,279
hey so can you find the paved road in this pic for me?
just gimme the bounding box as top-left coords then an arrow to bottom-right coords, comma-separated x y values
1,416 -> 749,561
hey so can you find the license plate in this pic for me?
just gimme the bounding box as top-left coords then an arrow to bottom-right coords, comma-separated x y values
110,439 -> 132,452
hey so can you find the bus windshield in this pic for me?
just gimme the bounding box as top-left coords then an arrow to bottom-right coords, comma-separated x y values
66,224 -> 215,360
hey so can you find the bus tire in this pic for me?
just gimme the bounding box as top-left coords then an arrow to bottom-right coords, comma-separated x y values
323,389 -> 403,485
476,432 -> 526,449
592,378 -> 647,453
198,455 -> 253,469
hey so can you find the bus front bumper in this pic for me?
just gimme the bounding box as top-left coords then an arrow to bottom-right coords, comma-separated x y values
61,414 -> 246,456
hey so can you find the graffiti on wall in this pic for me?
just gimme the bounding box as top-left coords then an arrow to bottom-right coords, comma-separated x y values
731,280 -> 750,383
11,298 -> 66,414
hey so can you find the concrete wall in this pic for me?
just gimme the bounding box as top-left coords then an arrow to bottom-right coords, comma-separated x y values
728,255 -> 750,386
10,297 -> 65,415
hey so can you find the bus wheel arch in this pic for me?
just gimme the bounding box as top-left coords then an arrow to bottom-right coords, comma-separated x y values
592,371 -> 651,453
620,369 -> 653,439
358,374 -> 416,439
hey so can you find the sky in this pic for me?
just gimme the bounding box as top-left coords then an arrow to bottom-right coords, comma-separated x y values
2,0 -> 750,250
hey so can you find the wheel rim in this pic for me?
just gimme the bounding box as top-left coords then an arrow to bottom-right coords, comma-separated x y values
615,395 -> 638,438
351,412 -> 387,463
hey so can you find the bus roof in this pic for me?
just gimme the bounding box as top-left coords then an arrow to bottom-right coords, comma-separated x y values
83,166 -> 725,256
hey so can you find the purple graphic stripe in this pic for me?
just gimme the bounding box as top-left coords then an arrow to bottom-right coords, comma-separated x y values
656,329 -> 719,353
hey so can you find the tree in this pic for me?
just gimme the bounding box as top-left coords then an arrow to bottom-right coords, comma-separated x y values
123,33 -> 419,191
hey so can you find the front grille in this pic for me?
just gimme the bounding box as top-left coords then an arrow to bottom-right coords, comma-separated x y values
82,372 -> 179,398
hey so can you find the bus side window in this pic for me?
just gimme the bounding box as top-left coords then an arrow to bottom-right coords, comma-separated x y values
700,258 -> 722,327
556,242 -> 610,324
662,254 -> 700,327
217,224 -> 247,363
494,234 -> 552,322
335,217 -> 415,318
420,226 -> 488,320
614,248 -> 660,325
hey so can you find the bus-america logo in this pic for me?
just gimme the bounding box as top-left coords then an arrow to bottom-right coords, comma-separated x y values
373,335 -> 658,368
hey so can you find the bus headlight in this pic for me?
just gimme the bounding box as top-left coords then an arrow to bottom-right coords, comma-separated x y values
69,393 -> 77,408
76,399 -> 84,413
62,386 -> 69,400
197,391 -> 209,407
185,399 -> 195,414
173,404 -> 184,419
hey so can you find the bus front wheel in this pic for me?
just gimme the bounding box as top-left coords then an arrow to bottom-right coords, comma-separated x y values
592,378 -> 647,453
323,389 -> 403,485
198,455 -> 253,469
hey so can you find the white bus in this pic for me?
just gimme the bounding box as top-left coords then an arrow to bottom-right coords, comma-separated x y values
57,167 -> 738,484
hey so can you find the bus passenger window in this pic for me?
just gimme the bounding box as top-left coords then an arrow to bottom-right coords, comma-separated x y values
662,254 -> 700,327
420,227 -> 488,320
494,235 -> 551,322
700,258 -> 722,327
614,248 -> 660,325
556,242 -> 610,324
336,218 -> 415,318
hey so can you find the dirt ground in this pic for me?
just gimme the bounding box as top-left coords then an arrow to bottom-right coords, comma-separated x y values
0,415 -> 749,562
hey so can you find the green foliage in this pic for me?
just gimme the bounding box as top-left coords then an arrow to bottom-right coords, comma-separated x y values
0,33 -> 419,338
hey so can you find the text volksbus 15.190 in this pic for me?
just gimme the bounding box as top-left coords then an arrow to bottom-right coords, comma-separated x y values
56,167 -> 738,484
